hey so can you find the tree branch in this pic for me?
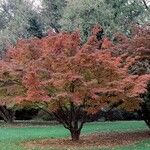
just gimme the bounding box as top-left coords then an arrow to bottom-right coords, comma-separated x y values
141,0 -> 150,11
50,23 -> 60,33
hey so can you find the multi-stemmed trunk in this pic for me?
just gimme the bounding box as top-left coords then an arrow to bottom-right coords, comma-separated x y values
52,101 -> 87,141
54,111 -> 86,141
0,106 -> 15,123
39,101 -> 86,141
40,99 -> 124,141
70,128 -> 81,141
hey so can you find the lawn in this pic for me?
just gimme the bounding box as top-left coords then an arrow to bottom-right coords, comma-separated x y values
0,121 -> 149,150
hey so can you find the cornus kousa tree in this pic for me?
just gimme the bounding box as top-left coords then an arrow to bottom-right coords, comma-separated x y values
1,26 -> 150,141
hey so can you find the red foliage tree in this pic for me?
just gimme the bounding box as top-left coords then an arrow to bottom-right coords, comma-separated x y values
0,26 -> 150,140
108,25 -> 150,127
111,25 -> 150,74
0,60 -> 25,123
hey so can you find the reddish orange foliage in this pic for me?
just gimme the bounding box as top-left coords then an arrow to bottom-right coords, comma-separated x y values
111,25 -> 150,75
101,38 -> 113,49
0,26 -> 150,140
0,26 -> 149,111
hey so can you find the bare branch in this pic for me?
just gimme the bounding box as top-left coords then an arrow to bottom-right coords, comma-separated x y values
141,0 -> 150,11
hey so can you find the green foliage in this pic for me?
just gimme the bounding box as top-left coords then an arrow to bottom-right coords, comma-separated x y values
26,15 -> 43,39
41,0 -> 67,32
60,0 -> 148,40
0,0 -> 68,55
0,0 -> 35,37
0,0 -> 44,53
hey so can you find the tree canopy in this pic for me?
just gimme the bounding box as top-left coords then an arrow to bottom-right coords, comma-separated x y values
60,0 -> 149,40
0,26 -> 150,140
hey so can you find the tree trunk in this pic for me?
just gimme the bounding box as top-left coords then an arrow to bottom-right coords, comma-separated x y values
141,0 -> 149,11
52,102 -> 86,141
70,129 -> 80,141
6,109 -> 15,123
0,106 -> 15,123
139,104 -> 150,128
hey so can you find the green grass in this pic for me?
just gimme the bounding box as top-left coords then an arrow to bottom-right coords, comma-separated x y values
0,121 -> 149,150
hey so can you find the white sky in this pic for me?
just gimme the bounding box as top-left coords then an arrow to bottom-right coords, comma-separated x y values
31,0 -> 42,7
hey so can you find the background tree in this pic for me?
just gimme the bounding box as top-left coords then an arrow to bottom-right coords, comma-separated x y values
142,83 -> 150,128
0,106 -> 15,123
26,14 -> 44,39
60,0 -> 149,40
0,0 -> 35,38
41,0 -> 67,33
0,0 -> 45,55
0,0 -> 68,55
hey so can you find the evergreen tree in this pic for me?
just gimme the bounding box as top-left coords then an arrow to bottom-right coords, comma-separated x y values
26,15 -> 43,39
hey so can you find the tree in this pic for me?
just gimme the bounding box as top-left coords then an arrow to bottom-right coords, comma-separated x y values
141,83 -> 150,128
109,25 -> 150,127
141,0 -> 150,11
0,0 -> 35,37
60,0 -> 148,40
0,0 -> 68,54
41,0 -> 67,33
0,0 -> 44,54
1,26 -> 150,140
0,106 -> 15,123
26,14 -> 43,39
0,59 -> 26,123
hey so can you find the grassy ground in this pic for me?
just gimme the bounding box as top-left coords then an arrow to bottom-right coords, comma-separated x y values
0,121 -> 149,150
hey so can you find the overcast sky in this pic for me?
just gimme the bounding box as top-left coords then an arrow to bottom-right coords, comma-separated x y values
32,0 -> 41,7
